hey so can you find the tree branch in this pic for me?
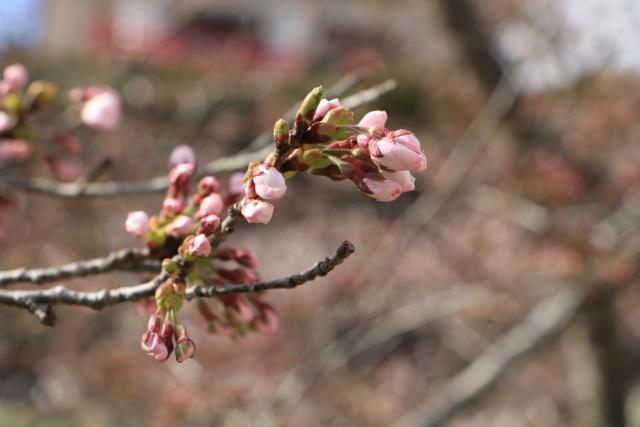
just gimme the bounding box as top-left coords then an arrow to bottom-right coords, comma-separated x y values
0,247 -> 155,287
0,79 -> 395,199
0,241 -> 355,312
391,283 -> 586,427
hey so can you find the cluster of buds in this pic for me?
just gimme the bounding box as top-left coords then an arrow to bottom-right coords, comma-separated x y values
239,161 -> 287,224
275,86 -> 426,202
141,277 -> 196,362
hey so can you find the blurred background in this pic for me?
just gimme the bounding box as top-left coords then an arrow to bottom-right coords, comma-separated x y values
1,0 -> 640,426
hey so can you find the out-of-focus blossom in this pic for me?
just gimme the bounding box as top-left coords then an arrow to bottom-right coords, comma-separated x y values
165,215 -> 193,238
198,193 -> 224,217
362,177 -> 402,202
169,163 -> 195,188
241,199 -> 274,224
198,214 -> 220,236
3,63 -> 28,88
162,197 -> 183,216
0,112 -> 14,134
125,211 -> 149,237
81,90 -> 122,130
0,139 -> 32,161
169,145 -> 196,168
197,176 -> 220,195
45,155 -> 82,182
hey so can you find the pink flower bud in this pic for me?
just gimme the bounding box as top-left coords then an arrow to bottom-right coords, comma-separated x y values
141,331 -> 169,361
165,215 -> 194,237
227,172 -> 245,198
81,90 -> 122,130
174,324 -> 196,363
169,144 -> 196,168
381,170 -> 416,193
45,155 -> 82,182
241,199 -> 274,224
313,98 -> 341,121
187,234 -> 212,257
358,110 -> 388,128
0,112 -> 14,134
3,63 -> 28,88
253,164 -> 287,200
197,176 -> 220,195
162,197 -> 183,216
197,193 -> 224,217
370,130 -> 426,172
0,139 -> 33,162
198,214 -> 220,236
362,177 -> 402,202
125,211 -> 149,237
169,163 -> 195,187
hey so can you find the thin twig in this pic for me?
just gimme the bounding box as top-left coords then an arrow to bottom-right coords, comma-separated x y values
0,247 -> 154,287
0,241 -> 355,311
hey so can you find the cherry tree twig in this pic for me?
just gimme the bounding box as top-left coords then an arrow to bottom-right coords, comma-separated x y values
0,241 -> 354,319
0,247 -> 156,287
0,79 -> 395,198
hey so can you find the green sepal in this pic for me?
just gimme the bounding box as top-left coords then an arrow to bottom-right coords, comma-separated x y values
295,86 -> 324,126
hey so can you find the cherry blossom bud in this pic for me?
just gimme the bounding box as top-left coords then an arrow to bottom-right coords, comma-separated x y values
295,85 -> 324,126
198,193 -> 224,217
362,177 -> 402,202
253,164 -> 287,200
381,170 -> 416,193
141,311 -> 170,361
0,139 -> 33,161
165,215 -> 193,237
198,214 -> 220,236
313,98 -> 341,121
227,172 -> 245,198
45,155 -> 82,182
3,63 -> 28,88
370,130 -> 426,172
162,197 -> 183,216
169,163 -> 195,188
125,211 -> 149,237
174,324 -> 196,363
81,90 -> 122,130
169,144 -> 196,168
197,176 -> 220,195
187,234 -> 211,257
358,110 -> 388,128
241,199 -> 274,224
0,112 -> 14,134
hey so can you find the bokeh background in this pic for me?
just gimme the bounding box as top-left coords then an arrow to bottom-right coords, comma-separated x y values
1,0 -> 640,426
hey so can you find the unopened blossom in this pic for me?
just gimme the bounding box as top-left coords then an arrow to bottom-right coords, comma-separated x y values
313,98 -> 341,121
241,199 -> 274,224
169,144 -> 196,168
81,90 -> 122,130
198,214 -> 220,236
369,130 -> 426,172
0,139 -> 33,162
162,197 -> 183,216
187,234 -> 211,257
358,110 -> 387,129
141,312 -> 170,361
227,172 -> 245,198
165,215 -> 193,237
169,162 -> 195,191
0,112 -> 13,134
197,193 -> 224,217
174,324 -> 196,363
125,210 -> 149,237
3,63 -> 28,88
362,177 -> 402,202
381,170 -> 416,193
197,176 -> 220,195
253,164 -> 287,200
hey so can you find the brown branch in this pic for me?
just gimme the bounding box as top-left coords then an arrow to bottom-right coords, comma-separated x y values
0,247 -> 155,287
391,283 -> 586,427
0,79 -> 395,199
0,241 -> 354,312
